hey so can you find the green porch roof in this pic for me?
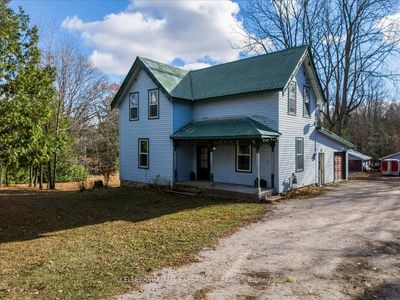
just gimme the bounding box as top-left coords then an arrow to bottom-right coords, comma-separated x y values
111,45 -> 326,108
317,127 -> 354,148
171,117 -> 281,140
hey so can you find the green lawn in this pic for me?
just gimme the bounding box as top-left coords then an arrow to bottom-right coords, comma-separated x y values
0,187 -> 267,299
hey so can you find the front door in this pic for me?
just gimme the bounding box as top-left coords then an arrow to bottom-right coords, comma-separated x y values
197,146 -> 210,180
318,152 -> 325,186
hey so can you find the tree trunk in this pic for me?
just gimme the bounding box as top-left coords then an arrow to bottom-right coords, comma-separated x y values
33,165 -> 38,188
39,164 -> 43,189
47,160 -> 52,189
0,161 -> 2,189
51,154 -> 57,189
5,162 -> 9,187
29,165 -> 33,187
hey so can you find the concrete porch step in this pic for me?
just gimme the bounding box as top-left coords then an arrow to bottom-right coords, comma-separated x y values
165,190 -> 198,197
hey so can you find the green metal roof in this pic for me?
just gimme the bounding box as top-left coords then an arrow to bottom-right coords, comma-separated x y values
171,117 -> 281,140
140,57 -> 189,95
317,127 -> 354,148
111,45 -> 325,108
176,46 -> 307,100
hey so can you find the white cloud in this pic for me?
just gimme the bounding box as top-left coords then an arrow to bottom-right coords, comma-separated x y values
182,62 -> 212,70
377,13 -> 400,44
62,0 -> 245,76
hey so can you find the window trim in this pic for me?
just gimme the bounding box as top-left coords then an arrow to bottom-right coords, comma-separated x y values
235,144 -> 252,173
138,138 -> 149,169
303,85 -> 311,118
148,88 -> 159,119
129,92 -> 139,121
295,137 -> 304,172
287,81 -> 297,116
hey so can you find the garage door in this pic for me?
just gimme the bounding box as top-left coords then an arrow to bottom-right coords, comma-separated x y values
334,152 -> 345,180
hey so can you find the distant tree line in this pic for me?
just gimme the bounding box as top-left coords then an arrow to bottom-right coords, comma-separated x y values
0,1 -> 118,188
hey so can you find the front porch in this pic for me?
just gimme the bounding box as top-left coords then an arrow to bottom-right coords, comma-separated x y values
174,180 -> 273,201
170,116 -> 281,200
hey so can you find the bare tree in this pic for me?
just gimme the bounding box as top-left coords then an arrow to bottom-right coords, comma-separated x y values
239,0 -> 400,134
43,33 -> 112,188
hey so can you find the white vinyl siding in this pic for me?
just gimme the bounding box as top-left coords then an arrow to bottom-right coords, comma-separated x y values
119,70 -> 173,185
278,64 -> 317,193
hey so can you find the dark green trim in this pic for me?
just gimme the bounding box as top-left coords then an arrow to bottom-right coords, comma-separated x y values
111,58 -> 171,109
288,81 -> 297,115
235,144 -> 253,173
148,88 -> 160,119
295,137 -> 304,172
316,126 -> 354,148
138,138 -> 149,169
303,85 -> 311,118
129,92 -> 139,121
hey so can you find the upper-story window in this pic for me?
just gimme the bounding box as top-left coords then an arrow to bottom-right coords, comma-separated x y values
288,81 -> 297,115
129,92 -> 139,121
303,86 -> 311,118
148,89 -> 159,119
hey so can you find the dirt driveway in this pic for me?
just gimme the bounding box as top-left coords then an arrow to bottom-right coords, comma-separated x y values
120,179 -> 400,300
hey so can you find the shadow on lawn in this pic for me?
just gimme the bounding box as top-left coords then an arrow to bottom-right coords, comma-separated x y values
0,187 -> 236,244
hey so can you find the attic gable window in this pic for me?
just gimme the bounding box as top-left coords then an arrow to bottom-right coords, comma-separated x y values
148,89 -> 159,119
288,81 -> 297,115
303,86 -> 311,118
129,92 -> 139,121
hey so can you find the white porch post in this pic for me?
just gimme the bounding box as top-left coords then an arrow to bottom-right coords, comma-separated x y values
256,145 -> 261,193
210,146 -> 214,187
270,141 -> 275,190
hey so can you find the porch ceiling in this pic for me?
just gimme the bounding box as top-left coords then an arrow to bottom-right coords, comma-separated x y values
171,116 -> 280,142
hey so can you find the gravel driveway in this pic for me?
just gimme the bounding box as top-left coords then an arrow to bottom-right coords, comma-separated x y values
120,179 -> 400,300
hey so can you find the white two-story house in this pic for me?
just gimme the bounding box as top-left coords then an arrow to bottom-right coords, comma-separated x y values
111,46 -> 353,198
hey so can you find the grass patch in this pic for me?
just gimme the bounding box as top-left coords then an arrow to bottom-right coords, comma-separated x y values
0,187 -> 267,299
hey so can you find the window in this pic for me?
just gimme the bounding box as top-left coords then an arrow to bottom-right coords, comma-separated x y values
295,137 -> 304,172
236,144 -> 252,172
129,92 -> 139,120
288,81 -> 297,115
138,139 -> 149,169
303,86 -> 311,118
148,89 -> 159,119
